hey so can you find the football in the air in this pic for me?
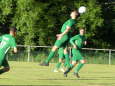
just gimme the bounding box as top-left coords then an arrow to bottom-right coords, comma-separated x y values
78,6 -> 86,14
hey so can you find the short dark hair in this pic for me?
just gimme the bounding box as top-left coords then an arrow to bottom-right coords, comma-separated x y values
9,27 -> 17,32
79,28 -> 85,31
71,9 -> 78,13
71,9 -> 80,16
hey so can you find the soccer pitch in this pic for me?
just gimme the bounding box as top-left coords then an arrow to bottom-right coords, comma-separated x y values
0,61 -> 115,86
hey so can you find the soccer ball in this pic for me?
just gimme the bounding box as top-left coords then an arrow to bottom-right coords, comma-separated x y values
78,6 -> 86,14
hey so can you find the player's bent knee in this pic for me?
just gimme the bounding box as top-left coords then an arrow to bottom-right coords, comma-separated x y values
64,49 -> 67,54
72,61 -> 76,66
52,46 -> 58,51
80,60 -> 86,64
59,59 -> 63,62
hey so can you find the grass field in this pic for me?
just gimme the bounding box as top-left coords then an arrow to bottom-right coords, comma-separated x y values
0,61 -> 115,86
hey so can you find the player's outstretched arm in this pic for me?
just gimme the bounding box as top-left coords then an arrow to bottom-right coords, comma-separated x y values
70,35 -> 79,48
70,35 -> 78,45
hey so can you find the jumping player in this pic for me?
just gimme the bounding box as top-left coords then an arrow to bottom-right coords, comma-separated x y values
64,28 -> 87,78
0,27 -> 17,74
40,10 -> 79,67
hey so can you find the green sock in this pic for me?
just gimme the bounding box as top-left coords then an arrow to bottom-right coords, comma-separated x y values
56,62 -> 61,69
74,63 -> 84,73
45,51 -> 55,63
64,54 -> 70,68
64,62 -> 67,67
70,64 -> 74,68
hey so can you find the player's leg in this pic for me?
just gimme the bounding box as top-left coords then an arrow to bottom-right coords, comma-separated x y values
40,42 -> 59,66
54,58 -> 64,72
64,47 -> 71,68
54,48 -> 64,72
64,48 -> 78,77
74,59 -> 86,78
40,35 -> 68,66
45,45 -> 58,63
64,60 -> 77,77
60,41 -> 68,68
0,55 -> 10,74
74,50 -> 86,78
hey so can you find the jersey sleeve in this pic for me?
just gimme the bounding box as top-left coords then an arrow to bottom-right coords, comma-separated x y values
10,38 -> 17,48
70,35 -> 79,46
67,20 -> 74,27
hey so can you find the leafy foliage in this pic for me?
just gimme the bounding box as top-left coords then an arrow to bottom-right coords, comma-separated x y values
0,0 -> 114,48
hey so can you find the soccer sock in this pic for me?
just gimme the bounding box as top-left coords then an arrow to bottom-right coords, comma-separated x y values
64,64 -> 74,74
64,54 -> 70,68
63,62 -> 67,67
70,64 -> 74,68
56,62 -> 61,69
74,63 -> 84,73
45,51 -> 55,63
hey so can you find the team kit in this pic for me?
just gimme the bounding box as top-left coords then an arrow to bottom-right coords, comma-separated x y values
0,7 -> 87,78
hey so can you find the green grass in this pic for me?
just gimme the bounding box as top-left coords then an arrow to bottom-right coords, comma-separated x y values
0,61 -> 115,86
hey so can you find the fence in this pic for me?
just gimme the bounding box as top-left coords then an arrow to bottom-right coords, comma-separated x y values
7,45 -> 115,65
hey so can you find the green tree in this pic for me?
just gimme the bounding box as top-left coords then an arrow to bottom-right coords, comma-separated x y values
0,0 -> 13,34
12,0 -> 48,45
0,0 -> 114,48
95,0 -> 115,48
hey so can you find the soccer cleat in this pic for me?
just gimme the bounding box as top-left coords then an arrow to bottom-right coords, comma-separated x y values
39,62 -> 49,66
53,69 -> 59,72
64,72 -> 67,77
60,68 -> 65,72
73,72 -> 80,78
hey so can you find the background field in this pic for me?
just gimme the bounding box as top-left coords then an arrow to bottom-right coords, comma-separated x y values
0,61 -> 115,86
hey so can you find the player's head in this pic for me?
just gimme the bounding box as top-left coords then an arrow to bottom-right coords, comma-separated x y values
9,27 -> 17,37
79,28 -> 85,35
70,9 -> 79,19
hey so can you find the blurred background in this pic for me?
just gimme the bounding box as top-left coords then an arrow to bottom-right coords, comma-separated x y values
0,0 -> 115,64
0,0 -> 115,48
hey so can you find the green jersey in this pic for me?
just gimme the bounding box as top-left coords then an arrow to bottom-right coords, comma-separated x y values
70,34 -> 86,48
0,34 -> 16,54
61,19 -> 76,34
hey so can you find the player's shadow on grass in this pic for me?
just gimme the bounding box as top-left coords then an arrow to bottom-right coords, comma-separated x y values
37,78 -> 98,80
93,72 -> 115,73
37,76 -> 115,81
80,76 -> 115,80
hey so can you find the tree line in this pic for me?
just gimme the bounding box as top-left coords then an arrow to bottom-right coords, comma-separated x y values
0,0 -> 115,48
